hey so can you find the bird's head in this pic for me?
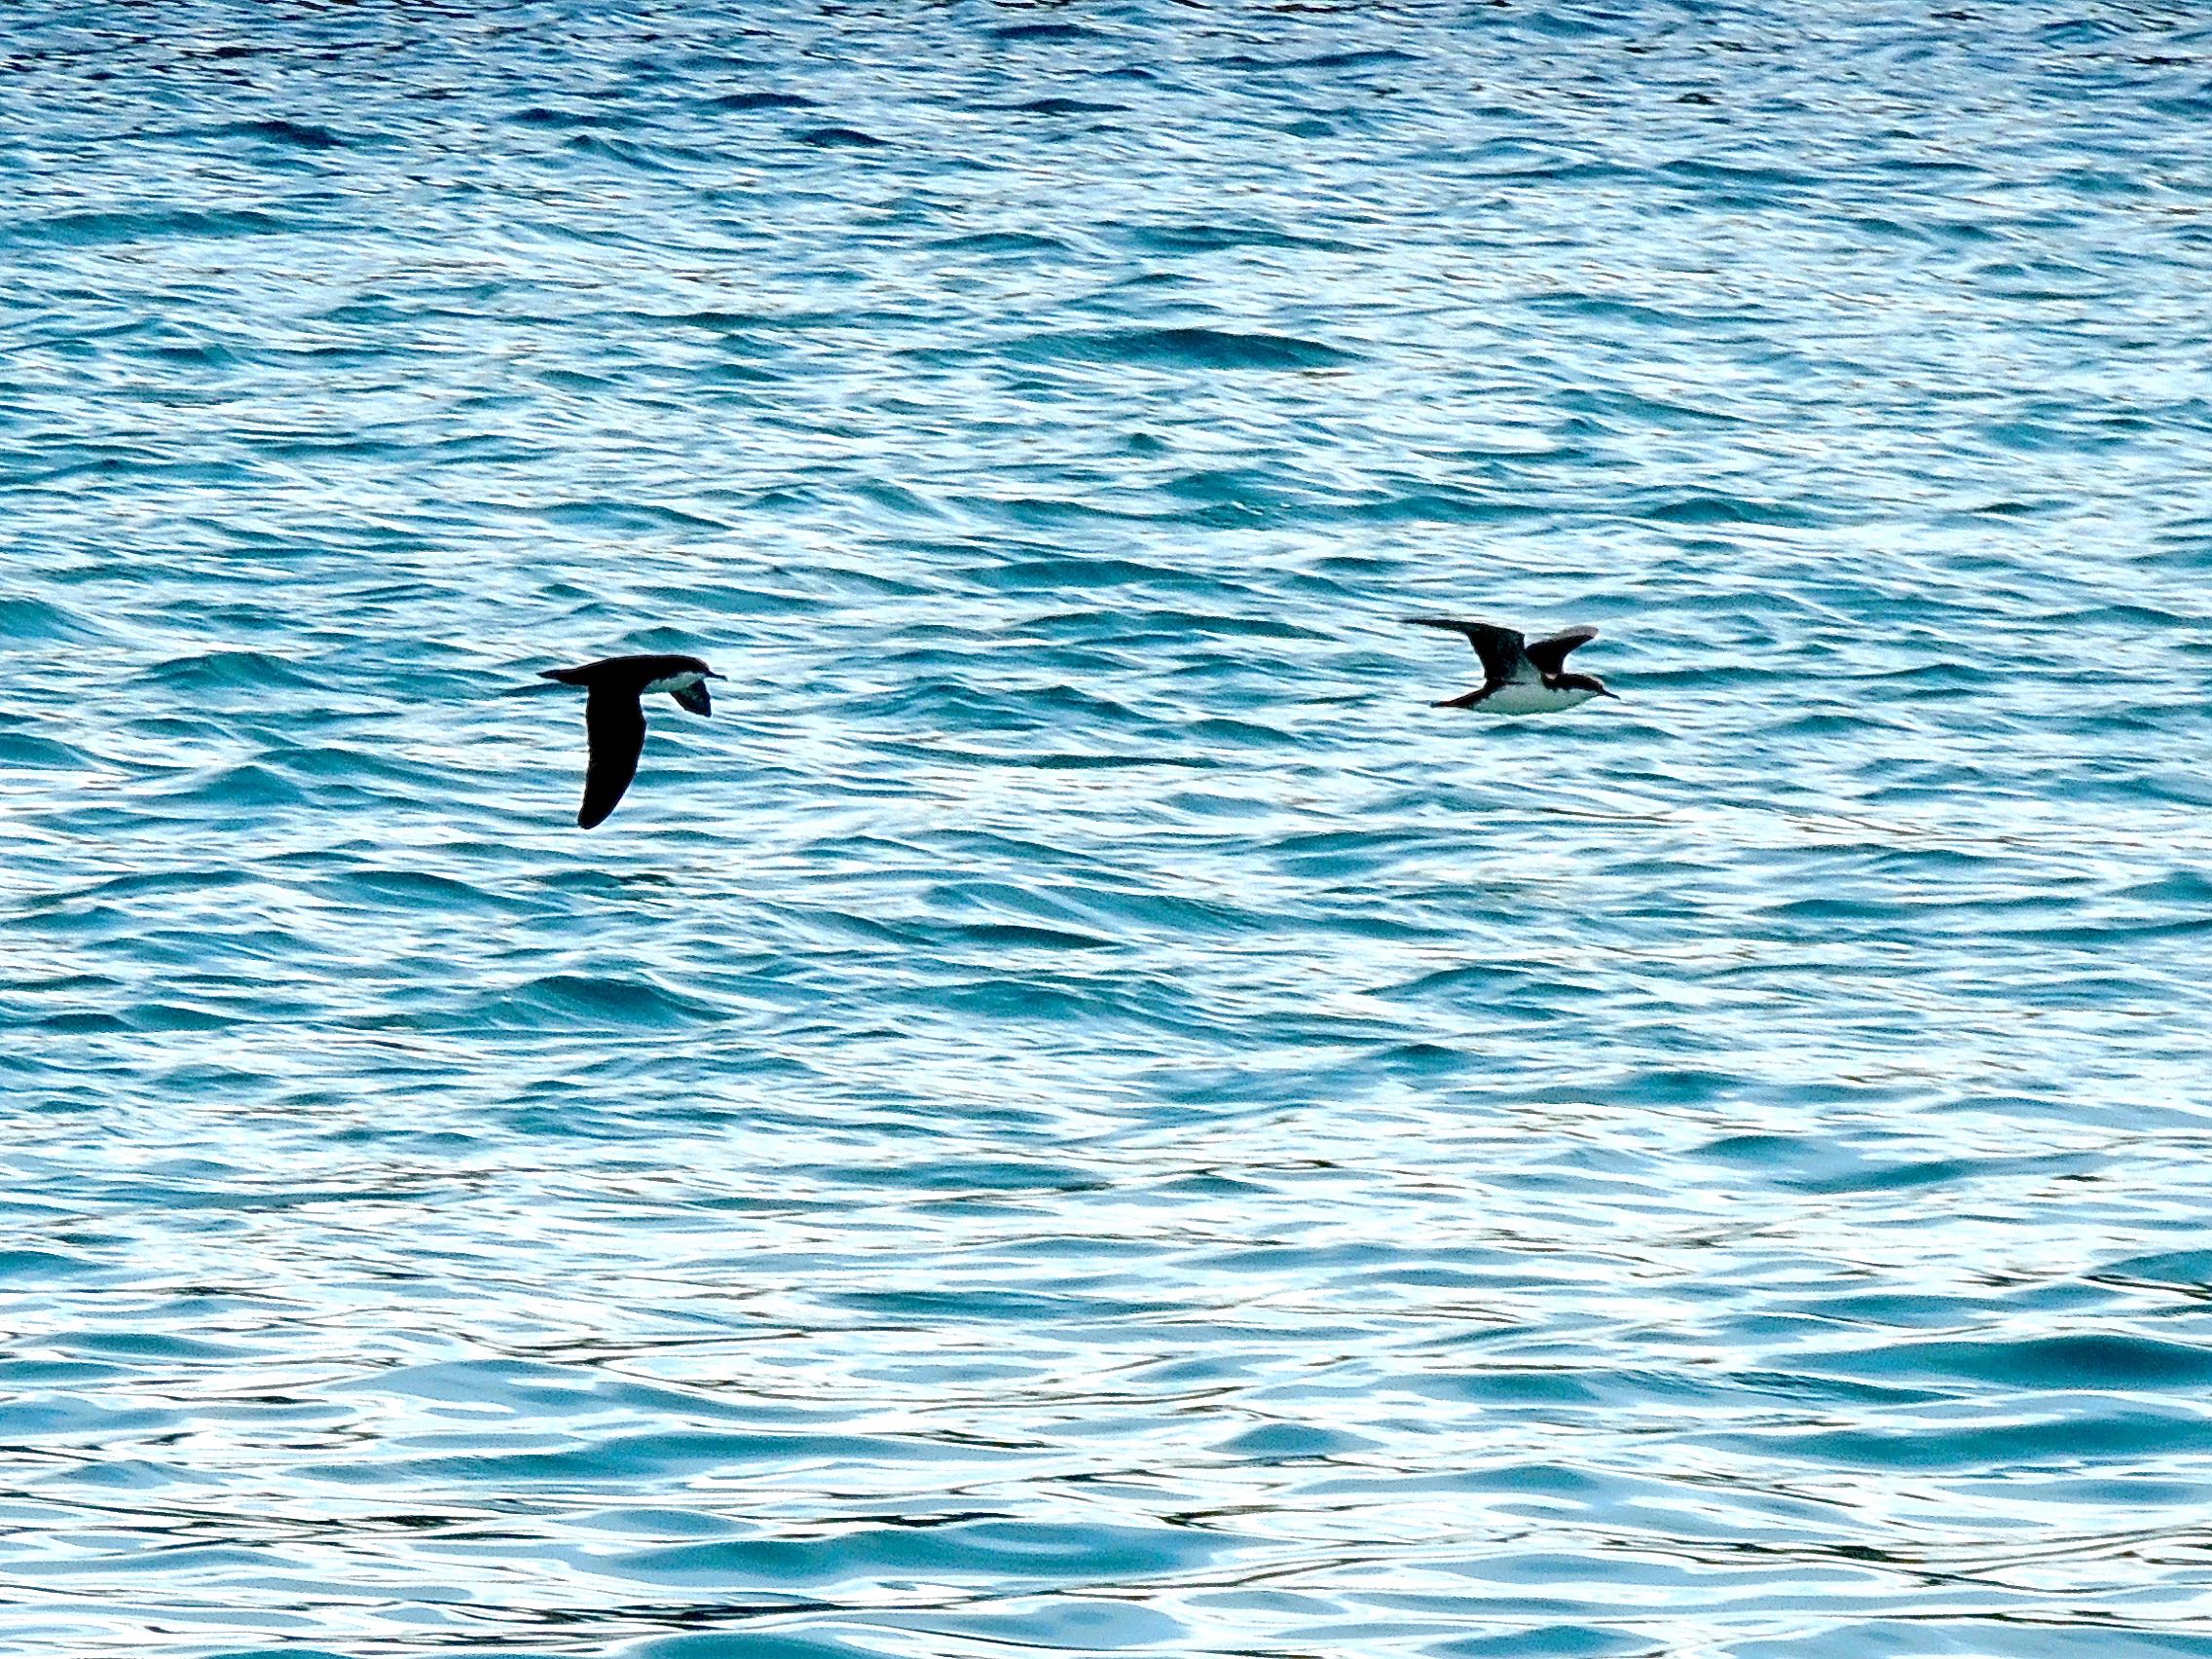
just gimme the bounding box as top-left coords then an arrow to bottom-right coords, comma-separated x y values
1559,672 -> 1618,701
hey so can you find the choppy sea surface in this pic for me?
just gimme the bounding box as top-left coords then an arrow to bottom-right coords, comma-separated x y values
6,3 -> 2212,1654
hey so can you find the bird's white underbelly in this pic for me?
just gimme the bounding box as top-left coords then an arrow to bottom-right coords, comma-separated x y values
643,672 -> 704,695
1480,682 -> 1596,715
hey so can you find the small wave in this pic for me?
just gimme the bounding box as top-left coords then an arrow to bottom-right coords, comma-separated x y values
0,594 -> 103,641
339,869 -> 533,915
471,974 -> 722,1032
165,762 -> 312,810
147,648 -> 316,690
0,730 -> 89,769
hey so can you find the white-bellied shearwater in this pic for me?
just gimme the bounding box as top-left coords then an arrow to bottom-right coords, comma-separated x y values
539,653 -> 724,829
1404,618 -> 1616,714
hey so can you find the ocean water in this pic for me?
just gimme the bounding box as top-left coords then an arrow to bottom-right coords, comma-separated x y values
5,2 -> 2212,1654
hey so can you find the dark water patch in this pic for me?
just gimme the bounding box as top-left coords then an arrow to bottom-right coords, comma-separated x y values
973,554 -> 1234,595
623,1634 -> 890,1659
1525,291 -> 1733,333
1813,1336 -> 2212,1390
1634,492 -> 1830,528
0,1248 -> 100,1282
2,206 -> 303,246
351,1360 -> 837,1424
512,104 -> 639,129
1384,962 -> 1531,1000
1288,47 -> 1419,70
1558,387 -> 1743,427
567,133 -> 688,171
929,973 -> 1172,1026
60,1329 -> 258,1362
1332,488 -> 1545,526
215,117 -> 346,149
1465,157 -> 1641,187
38,867 -> 255,907
991,21 -> 1106,42
926,229 -> 1074,255
997,748 -> 1218,772
708,90 -> 816,110
1427,1625 -> 1646,1659
1125,221 -> 1355,254
1660,156 -> 1823,191
630,309 -> 798,346
1006,325 -> 1358,370
2097,1250 -> 2212,1290
537,499 -> 729,534
1727,1405 -> 2212,1471
1032,606 -> 1320,643
598,1519 -> 1223,1587
945,922 -> 1116,951
1004,96 -> 1126,116
318,1427 -> 942,1488
794,126 -> 890,149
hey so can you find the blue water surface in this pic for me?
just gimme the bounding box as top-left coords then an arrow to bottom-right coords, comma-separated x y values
5,2 -> 2212,1654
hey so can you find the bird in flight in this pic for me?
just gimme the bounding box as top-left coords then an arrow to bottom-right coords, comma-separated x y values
539,653 -> 723,828
1403,618 -> 1615,714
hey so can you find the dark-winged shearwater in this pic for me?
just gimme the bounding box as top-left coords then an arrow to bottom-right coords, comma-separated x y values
1404,618 -> 1616,714
539,653 -> 723,829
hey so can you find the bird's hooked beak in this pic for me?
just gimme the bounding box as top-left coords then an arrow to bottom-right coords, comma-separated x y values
706,671 -> 727,681
1599,688 -> 1621,699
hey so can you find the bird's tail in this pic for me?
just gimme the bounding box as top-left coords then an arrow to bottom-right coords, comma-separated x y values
539,666 -> 589,685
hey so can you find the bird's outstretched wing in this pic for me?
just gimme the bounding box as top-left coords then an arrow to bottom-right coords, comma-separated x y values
669,680 -> 712,717
1402,617 -> 1531,690
578,688 -> 645,830
1525,626 -> 1599,678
